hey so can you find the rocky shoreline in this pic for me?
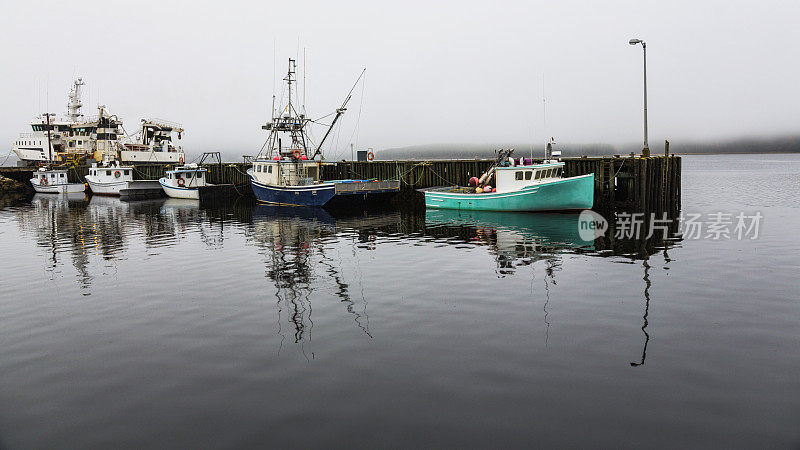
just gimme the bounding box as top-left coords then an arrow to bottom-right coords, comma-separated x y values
0,175 -> 28,192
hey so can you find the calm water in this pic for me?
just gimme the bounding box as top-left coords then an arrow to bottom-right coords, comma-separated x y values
0,154 -> 798,448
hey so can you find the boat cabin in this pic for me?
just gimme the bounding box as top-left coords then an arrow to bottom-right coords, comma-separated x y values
34,169 -> 69,185
494,162 -> 565,193
251,159 -> 319,187
88,166 -> 133,179
164,165 -> 208,188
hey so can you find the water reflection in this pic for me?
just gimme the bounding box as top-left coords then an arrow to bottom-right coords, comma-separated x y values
424,209 -> 593,277
249,206 -> 385,356
3,195 -> 679,365
15,194 -> 216,294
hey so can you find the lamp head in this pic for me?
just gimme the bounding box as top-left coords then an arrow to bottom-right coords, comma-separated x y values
629,38 -> 642,45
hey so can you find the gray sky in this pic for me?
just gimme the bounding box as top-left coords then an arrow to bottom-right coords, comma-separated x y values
2,0 -> 798,161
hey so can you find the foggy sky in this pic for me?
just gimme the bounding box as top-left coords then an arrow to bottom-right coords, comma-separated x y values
1,0 -> 798,162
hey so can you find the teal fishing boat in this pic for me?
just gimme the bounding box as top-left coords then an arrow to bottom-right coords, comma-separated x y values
422,149 -> 594,212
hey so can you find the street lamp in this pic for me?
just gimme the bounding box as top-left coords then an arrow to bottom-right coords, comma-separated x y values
629,38 -> 649,156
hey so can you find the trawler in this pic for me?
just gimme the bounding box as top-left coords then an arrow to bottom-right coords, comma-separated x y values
248,59 -> 399,206
12,78 -> 101,165
11,77 -> 186,165
120,118 -> 186,164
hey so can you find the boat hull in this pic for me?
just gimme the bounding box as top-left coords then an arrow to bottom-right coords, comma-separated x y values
30,180 -> 85,194
159,178 -> 200,199
424,174 -> 594,212
85,177 -> 128,195
251,180 -> 337,206
15,148 -> 48,163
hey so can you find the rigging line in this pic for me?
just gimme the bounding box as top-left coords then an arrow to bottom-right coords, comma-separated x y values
347,71 -> 366,147
0,149 -> 14,166
311,111 -> 336,121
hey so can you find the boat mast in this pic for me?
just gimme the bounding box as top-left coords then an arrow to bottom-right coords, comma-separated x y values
45,112 -> 53,164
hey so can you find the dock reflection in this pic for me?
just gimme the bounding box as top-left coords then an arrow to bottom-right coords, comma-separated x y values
6,194 -> 677,365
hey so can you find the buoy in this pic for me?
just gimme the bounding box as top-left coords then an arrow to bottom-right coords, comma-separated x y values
468,177 -> 478,186
484,185 -> 492,192
301,155 -> 308,160
475,187 -> 483,194
273,155 -> 280,161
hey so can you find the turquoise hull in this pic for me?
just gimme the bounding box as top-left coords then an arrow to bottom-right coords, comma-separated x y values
423,174 -> 594,211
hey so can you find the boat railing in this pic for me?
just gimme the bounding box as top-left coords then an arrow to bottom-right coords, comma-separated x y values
18,133 -> 37,138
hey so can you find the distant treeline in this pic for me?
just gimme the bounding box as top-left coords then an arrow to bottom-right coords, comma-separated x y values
375,135 -> 800,160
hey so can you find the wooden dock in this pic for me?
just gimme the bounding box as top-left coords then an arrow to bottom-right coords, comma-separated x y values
1,155 -> 680,212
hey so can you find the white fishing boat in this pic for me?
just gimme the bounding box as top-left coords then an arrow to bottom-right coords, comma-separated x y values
85,163 -> 134,195
29,168 -> 86,194
85,162 -> 161,196
159,164 -> 209,199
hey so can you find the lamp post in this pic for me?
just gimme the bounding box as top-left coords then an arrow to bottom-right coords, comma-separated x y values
629,38 -> 649,156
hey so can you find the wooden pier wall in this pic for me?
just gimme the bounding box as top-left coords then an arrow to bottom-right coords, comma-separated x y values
319,156 -> 681,211
1,155 -> 680,212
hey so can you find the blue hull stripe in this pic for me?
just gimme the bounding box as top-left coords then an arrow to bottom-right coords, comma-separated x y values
250,179 -> 337,206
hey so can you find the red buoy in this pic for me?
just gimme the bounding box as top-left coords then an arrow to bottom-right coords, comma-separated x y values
468,177 -> 479,187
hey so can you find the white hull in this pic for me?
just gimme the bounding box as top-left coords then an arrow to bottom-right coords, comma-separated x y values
159,178 -> 200,199
120,150 -> 184,163
86,178 -> 128,195
14,148 -> 48,162
31,181 -> 85,194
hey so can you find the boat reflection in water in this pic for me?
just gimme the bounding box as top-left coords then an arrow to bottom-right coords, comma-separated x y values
12,194 -> 679,366
18,194 -> 211,295
249,205 -> 400,356
424,209 -> 594,276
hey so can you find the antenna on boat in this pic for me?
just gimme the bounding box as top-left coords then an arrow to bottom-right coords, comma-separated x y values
542,73 -> 549,160
303,48 -> 307,116
272,38 -> 277,119
45,112 -> 53,164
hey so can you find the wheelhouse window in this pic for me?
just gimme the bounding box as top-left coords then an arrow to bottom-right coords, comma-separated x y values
515,171 -> 524,181
124,170 -> 130,176
106,170 -> 111,176
197,172 -> 203,179
557,168 -> 563,177
524,171 -> 533,180
535,171 -> 542,180
256,165 -> 262,172
267,166 -> 273,174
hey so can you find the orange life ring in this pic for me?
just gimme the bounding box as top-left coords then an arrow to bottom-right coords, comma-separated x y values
177,178 -> 186,187
178,155 -> 184,164
293,150 -> 302,159
114,171 -> 121,178
367,151 -> 374,161
40,177 -> 48,186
